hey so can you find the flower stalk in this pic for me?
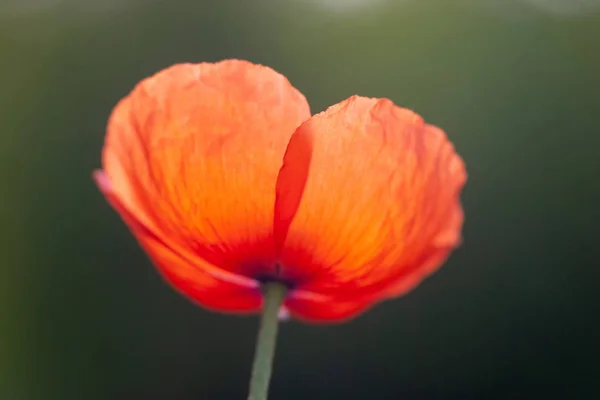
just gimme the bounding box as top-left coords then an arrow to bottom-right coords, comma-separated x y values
247,282 -> 287,400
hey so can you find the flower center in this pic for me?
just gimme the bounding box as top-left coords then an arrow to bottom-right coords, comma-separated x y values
254,262 -> 297,291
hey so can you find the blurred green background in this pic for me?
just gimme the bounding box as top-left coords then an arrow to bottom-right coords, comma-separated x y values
2,0 -> 599,399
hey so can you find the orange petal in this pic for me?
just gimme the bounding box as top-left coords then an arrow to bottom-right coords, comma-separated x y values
274,125 -> 313,252
94,171 -> 261,312
98,60 -> 311,311
284,290 -> 376,323
276,96 -> 466,321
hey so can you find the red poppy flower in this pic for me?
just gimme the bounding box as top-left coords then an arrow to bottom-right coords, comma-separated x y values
94,59 -> 466,323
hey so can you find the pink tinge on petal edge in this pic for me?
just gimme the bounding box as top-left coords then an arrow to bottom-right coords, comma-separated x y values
278,305 -> 290,321
93,170 -> 112,193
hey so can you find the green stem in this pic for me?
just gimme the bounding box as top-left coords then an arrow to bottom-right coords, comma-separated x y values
247,282 -> 287,400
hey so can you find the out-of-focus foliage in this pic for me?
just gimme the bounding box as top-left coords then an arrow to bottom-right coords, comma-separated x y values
1,1 -> 599,399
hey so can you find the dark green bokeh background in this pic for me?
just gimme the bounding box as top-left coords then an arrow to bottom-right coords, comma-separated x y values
2,1 -> 599,399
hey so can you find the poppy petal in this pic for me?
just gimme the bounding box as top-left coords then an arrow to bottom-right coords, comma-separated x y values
284,289 -> 377,323
276,96 -> 466,321
274,125 -> 313,252
98,60 -> 311,311
94,171 -> 261,311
